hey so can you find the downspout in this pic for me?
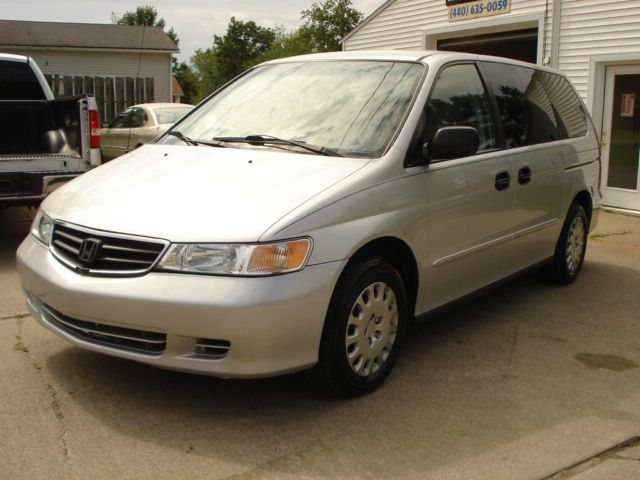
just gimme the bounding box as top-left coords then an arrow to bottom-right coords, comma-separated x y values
550,0 -> 562,69
169,55 -> 173,102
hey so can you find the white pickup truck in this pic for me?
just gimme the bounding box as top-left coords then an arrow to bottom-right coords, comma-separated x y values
0,53 -> 101,208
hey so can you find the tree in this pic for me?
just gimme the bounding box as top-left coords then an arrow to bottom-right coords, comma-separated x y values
191,49 -> 219,102
113,5 -> 156,25
112,5 -> 180,71
174,62 -> 199,105
300,0 -> 363,52
254,27 -> 314,64
193,17 -> 276,98
189,1 -> 363,99
211,17 -> 276,83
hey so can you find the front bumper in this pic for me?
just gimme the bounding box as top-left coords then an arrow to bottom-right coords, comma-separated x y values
17,235 -> 345,378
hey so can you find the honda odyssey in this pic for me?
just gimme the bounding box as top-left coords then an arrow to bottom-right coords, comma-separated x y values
17,51 -> 601,396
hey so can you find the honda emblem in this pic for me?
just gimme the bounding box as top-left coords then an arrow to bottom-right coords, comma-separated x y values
78,238 -> 101,263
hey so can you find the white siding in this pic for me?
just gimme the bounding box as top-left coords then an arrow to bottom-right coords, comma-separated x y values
557,0 -> 640,99
2,48 -> 172,102
343,0 -> 640,103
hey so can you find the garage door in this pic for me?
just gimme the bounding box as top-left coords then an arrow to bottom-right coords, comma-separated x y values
437,28 -> 538,64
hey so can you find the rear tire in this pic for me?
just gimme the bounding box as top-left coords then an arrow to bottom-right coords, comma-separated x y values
308,257 -> 408,397
545,203 -> 589,284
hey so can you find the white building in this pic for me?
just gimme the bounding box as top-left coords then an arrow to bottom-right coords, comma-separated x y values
0,20 -> 179,124
344,0 -> 640,213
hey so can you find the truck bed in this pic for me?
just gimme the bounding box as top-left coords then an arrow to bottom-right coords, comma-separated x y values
0,95 -> 91,206
0,96 -> 83,158
0,54 -> 99,208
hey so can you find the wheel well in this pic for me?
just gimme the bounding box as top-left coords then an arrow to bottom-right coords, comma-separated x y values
349,237 -> 419,316
573,190 -> 593,224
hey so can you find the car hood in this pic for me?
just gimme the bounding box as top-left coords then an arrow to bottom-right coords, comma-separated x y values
43,144 -> 368,242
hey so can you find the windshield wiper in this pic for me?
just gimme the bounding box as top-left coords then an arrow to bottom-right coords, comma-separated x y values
167,130 -> 198,146
167,130 -> 227,148
212,135 -> 343,157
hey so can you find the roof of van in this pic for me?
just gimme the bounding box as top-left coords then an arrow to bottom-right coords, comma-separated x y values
264,50 -> 438,63
263,50 -> 566,75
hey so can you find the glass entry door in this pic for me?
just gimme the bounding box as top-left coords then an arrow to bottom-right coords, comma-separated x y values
601,66 -> 640,211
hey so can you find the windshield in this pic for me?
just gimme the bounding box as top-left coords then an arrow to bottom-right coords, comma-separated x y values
154,106 -> 193,125
170,61 -> 424,157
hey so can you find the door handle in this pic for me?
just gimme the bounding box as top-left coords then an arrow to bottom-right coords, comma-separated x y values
495,171 -> 511,191
518,166 -> 532,185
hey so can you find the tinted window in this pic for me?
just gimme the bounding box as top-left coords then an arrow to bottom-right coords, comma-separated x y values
126,108 -> 147,128
154,106 -> 192,125
110,110 -> 130,128
420,63 -> 497,154
174,61 -> 424,158
0,60 -> 46,100
482,62 -> 564,148
540,72 -> 588,138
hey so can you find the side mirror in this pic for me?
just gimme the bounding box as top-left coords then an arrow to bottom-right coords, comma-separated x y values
423,126 -> 480,162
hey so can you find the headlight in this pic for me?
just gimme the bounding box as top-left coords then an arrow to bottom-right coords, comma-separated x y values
31,209 -> 54,246
156,238 -> 312,276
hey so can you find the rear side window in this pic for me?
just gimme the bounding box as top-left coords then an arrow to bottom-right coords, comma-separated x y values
110,110 -> 131,128
0,60 -> 46,100
422,63 -> 497,152
481,62 -> 561,148
126,108 -> 147,128
154,107 -> 192,125
540,72 -> 588,138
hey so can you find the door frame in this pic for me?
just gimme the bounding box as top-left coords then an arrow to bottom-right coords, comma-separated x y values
599,65 -> 640,210
588,54 -> 640,213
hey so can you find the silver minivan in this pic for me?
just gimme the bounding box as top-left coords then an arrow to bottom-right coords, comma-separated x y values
17,51 -> 601,396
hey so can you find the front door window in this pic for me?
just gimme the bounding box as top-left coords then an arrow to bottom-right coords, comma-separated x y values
607,73 -> 640,191
422,63 -> 497,153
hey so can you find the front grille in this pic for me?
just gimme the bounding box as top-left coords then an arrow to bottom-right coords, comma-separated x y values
195,338 -> 231,359
42,304 -> 166,356
51,223 -> 166,275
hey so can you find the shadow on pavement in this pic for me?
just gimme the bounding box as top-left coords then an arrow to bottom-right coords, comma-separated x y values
43,259 -> 640,478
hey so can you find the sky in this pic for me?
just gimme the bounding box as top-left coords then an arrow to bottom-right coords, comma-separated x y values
0,0 -> 383,62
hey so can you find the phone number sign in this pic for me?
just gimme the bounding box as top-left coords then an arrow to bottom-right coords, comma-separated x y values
448,0 -> 511,22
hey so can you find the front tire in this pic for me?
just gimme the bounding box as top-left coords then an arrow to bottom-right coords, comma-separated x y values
308,257 -> 408,397
545,203 -> 589,284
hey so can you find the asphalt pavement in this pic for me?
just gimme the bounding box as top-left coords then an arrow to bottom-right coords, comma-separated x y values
1,207 -> 639,479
